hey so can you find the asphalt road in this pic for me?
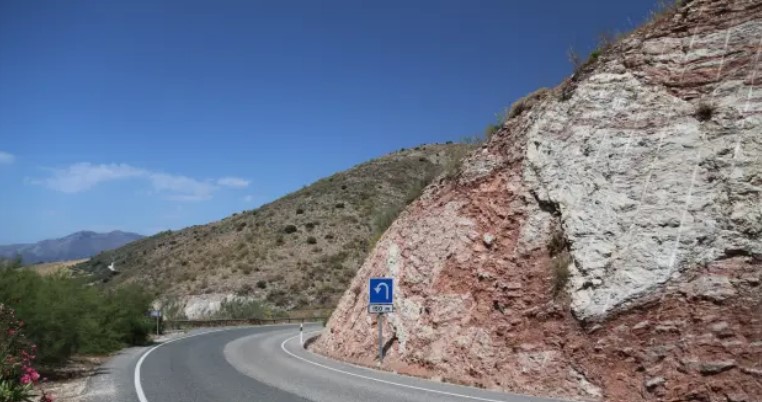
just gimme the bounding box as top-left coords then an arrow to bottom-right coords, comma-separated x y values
89,325 -> 566,402
138,326 -> 309,402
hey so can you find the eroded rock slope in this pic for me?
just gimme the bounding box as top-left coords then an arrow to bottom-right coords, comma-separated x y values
314,1 -> 762,401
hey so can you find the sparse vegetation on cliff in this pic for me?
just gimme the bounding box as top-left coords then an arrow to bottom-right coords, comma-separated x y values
551,252 -> 572,296
695,102 -> 715,121
547,227 -> 571,297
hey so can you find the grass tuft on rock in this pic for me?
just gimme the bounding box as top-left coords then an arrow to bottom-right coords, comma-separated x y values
551,251 -> 572,297
695,102 -> 715,122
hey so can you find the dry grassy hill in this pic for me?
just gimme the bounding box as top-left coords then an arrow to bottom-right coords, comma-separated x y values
28,259 -> 89,276
77,144 -> 470,311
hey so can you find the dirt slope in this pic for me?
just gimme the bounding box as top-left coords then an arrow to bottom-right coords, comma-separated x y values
314,1 -> 762,401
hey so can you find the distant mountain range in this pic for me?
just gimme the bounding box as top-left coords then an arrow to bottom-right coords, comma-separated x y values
0,231 -> 145,264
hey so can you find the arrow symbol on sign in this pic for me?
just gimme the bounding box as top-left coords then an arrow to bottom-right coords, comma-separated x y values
374,282 -> 389,300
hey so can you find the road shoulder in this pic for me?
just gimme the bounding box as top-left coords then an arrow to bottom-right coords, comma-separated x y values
226,327 -> 565,402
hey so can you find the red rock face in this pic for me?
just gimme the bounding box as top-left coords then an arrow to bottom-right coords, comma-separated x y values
313,1 -> 762,401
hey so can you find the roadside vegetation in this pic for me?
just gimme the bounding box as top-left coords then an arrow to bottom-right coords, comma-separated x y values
0,304 -> 54,402
210,298 -> 284,320
0,259 -> 154,367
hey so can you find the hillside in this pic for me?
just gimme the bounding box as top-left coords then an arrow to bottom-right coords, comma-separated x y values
315,1 -> 762,401
0,231 -> 143,264
27,259 -> 89,276
77,144 -> 470,317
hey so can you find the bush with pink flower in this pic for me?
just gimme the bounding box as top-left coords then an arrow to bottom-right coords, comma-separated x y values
0,304 -> 54,402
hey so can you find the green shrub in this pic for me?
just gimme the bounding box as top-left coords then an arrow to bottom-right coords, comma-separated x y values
306,237 -> 317,245
256,280 -> 267,289
335,203 -> 345,209
0,269 -> 153,365
283,225 -> 297,234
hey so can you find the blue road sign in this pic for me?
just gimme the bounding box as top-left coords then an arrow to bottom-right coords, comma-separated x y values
369,278 -> 394,304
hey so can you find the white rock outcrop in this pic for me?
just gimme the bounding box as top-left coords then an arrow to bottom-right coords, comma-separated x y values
523,17 -> 762,320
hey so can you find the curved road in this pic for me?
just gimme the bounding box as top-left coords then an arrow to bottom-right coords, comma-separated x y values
89,325 -> 564,402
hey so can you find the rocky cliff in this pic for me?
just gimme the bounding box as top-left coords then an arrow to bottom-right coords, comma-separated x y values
313,1 -> 762,401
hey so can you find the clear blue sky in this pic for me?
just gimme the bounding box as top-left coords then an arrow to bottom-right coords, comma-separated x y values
0,0 -> 659,244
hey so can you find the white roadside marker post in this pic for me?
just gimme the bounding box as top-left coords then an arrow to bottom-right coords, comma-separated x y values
300,322 -> 304,346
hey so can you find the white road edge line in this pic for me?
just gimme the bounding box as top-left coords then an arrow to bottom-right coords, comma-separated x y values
280,332 -> 522,402
134,329 -> 224,402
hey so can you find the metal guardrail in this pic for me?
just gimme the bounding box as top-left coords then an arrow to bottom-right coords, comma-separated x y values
164,316 -> 328,330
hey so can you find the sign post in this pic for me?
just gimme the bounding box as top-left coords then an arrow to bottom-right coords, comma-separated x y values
149,310 -> 162,336
368,278 -> 394,364
378,312 -> 383,363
